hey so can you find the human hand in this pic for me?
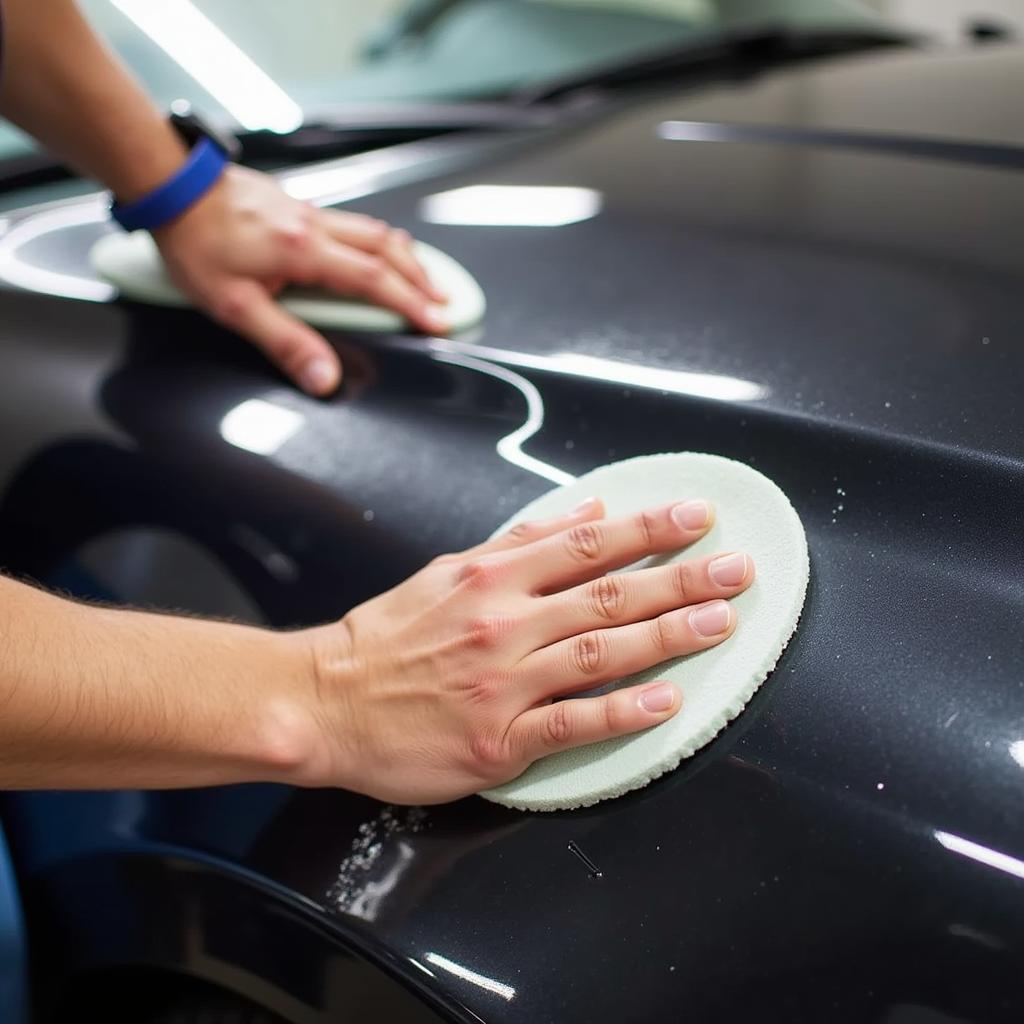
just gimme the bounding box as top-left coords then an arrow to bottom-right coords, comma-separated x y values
152,165 -> 448,396
293,497 -> 755,804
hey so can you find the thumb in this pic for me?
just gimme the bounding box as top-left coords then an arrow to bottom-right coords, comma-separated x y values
211,278 -> 341,396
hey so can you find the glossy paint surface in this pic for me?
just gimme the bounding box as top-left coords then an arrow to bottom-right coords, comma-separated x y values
1,42 -> 1023,1024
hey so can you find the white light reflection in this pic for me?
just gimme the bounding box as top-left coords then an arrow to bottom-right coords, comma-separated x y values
219,399 -> 304,455
935,830 -> 1024,883
434,351 -> 575,486
657,120 -> 734,144
421,185 -> 602,227
423,340 -> 767,405
424,953 -> 516,1002
1010,740 -> 1024,769
0,200 -> 113,300
545,352 -> 768,403
407,958 -> 436,979
110,0 -> 302,133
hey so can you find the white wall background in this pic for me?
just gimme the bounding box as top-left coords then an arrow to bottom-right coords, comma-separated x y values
865,0 -> 1024,42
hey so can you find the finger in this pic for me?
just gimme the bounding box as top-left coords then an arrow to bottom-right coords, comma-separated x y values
211,278 -> 341,396
388,227 -> 448,303
322,210 -> 446,303
506,679 -> 681,764
529,551 -> 754,647
466,497 -> 605,560
505,500 -> 714,594
319,240 -> 448,335
519,598 -> 736,702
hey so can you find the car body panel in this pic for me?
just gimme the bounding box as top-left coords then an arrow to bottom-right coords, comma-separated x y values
1,40 -> 1022,1024
0,825 -> 27,1024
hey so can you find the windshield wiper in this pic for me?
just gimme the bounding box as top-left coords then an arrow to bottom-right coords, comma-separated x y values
515,24 -> 912,105
236,100 -> 559,162
0,100 -> 560,192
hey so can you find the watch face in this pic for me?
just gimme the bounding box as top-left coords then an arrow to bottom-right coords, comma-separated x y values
170,111 -> 242,160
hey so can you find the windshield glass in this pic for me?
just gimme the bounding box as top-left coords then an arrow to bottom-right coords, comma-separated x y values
0,0 -> 890,164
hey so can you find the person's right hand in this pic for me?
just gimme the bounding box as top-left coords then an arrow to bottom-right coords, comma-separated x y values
292,497 -> 755,804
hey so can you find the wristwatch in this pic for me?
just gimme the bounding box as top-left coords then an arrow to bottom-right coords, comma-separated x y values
109,104 -> 239,231
168,102 -> 242,161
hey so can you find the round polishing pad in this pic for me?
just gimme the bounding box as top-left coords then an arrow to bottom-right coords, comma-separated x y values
480,452 -> 809,812
90,230 -> 486,333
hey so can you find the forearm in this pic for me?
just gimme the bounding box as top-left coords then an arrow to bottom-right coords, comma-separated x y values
0,575 -> 313,789
0,0 -> 187,200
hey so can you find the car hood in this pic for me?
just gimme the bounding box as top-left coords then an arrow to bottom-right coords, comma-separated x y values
1,41 -> 1023,1024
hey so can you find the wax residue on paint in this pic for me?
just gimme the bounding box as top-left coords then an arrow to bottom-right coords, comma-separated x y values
327,805 -> 428,921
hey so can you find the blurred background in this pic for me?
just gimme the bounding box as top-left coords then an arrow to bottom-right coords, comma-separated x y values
1,0 -> 1020,159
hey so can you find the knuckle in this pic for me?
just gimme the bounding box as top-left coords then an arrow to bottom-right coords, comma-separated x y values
638,508 -> 659,547
467,729 -> 508,771
544,701 -> 573,746
462,615 -> 514,650
212,285 -> 250,324
357,257 -> 386,290
602,695 -> 627,735
507,520 -> 540,542
588,575 -> 626,621
652,613 -> 677,655
462,672 -> 500,705
571,631 -> 610,675
275,219 -> 312,250
272,333 -> 308,370
456,558 -> 505,591
671,563 -> 696,604
566,522 -> 604,563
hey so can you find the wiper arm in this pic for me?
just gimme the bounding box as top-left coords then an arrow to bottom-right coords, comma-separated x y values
515,24 -> 912,105
0,101 -> 559,193
237,100 -> 560,162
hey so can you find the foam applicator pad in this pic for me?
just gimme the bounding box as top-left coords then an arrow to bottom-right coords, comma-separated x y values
90,230 -> 486,333
480,452 -> 809,812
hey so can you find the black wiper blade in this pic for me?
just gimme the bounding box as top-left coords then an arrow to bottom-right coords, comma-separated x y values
516,24 -> 912,105
237,100 -> 559,161
0,101 -> 558,192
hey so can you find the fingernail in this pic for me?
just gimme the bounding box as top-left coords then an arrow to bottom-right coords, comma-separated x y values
571,496 -> 598,514
671,500 -> 710,531
689,600 -> 732,637
708,553 -> 749,587
639,682 -> 676,714
299,357 -> 338,395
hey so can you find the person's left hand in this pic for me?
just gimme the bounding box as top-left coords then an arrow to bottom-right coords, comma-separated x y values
153,164 -> 449,396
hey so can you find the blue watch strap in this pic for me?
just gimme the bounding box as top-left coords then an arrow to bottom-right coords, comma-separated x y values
111,137 -> 227,232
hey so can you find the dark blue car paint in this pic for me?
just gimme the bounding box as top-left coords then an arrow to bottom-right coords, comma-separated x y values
0,39 -> 1023,1023
0,825 -> 27,1024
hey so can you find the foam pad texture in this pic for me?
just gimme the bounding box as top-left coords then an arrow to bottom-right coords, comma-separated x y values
90,230 -> 486,333
480,453 -> 809,812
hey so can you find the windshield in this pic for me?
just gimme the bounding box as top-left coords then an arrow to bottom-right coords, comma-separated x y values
0,0 -> 891,164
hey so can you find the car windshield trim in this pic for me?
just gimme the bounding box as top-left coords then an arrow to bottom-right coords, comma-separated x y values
513,22 -> 913,104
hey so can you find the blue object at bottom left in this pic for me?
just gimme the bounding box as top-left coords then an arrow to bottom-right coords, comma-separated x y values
0,821 -> 27,1024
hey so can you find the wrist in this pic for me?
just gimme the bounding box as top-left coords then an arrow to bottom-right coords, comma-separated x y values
111,137 -> 228,233
108,118 -> 191,205
261,621 -> 360,790
245,626 -> 332,786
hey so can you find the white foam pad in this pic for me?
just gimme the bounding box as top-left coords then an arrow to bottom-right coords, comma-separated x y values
480,453 -> 809,812
90,230 -> 486,333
